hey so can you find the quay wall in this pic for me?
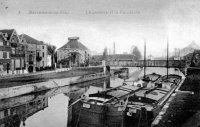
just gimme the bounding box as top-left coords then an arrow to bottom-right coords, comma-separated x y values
0,66 -> 108,100
0,76 -> 81,99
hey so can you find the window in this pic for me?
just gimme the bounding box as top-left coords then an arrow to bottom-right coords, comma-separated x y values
43,52 -> 44,57
0,52 -> 3,59
21,59 -> 24,68
0,65 -> 3,71
3,52 -> 7,59
37,52 -> 39,57
42,46 -> 44,49
4,110 -> 8,117
11,48 -> 14,54
0,40 -> 3,46
7,52 -> 10,59
15,59 -> 20,68
43,61 -> 44,66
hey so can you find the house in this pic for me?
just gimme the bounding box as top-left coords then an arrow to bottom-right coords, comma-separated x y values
21,34 -> 48,72
0,32 -> 11,75
57,37 -> 89,67
0,29 -> 26,74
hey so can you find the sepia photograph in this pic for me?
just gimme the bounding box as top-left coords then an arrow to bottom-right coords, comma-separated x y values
0,0 -> 200,127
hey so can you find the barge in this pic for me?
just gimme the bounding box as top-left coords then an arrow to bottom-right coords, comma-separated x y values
124,74 -> 182,126
70,73 -> 162,127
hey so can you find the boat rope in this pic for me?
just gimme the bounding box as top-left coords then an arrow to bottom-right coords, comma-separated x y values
137,108 -> 142,127
68,98 -> 82,110
122,94 -> 130,111
75,106 -> 82,127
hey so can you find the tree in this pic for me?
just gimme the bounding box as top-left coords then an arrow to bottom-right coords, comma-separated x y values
102,48 -> 108,61
131,46 -> 142,60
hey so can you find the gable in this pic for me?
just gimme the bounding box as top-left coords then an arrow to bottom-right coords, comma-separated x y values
0,29 -> 14,41
10,31 -> 20,43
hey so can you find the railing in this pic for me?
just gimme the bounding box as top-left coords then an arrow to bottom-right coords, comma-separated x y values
108,60 -> 186,68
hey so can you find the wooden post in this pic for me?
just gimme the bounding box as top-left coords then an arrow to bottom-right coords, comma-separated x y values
144,39 -> 146,77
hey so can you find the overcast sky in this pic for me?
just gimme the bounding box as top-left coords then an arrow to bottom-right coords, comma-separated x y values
0,0 -> 200,57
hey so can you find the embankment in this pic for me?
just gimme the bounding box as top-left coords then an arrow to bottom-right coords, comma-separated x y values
0,67 -> 107,100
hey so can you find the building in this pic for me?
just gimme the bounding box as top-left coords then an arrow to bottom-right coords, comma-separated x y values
57,37 -> 89,67
0,32 -> 11,75
21,34 -> 48,72
0,29 -> 26,74
36,42 -> 48,69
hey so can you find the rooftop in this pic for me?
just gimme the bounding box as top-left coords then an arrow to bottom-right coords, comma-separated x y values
58,37 -> 88,50
20,34 -> 44,45
0,29 -> 15,40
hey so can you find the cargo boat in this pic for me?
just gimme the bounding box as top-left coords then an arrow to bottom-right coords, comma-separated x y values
124,74 -> 182,126
124,73 -> 161,87
70,73 -> 161,127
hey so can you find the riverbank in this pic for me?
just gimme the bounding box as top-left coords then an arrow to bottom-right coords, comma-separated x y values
0,67 -> 104,88
0,66 -> 107,99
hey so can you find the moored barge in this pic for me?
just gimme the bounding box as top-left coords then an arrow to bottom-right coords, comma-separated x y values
124,74 -> 182,126
70,73 -> 162,126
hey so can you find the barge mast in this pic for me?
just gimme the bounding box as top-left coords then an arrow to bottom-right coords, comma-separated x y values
144,39 -> 146,78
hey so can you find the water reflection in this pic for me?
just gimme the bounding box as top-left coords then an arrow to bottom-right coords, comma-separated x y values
0,77 -> 111,127
0,67 -> 184,127
0,91 -> 48,127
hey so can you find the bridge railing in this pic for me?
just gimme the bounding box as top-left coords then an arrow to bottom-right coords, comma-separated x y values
107,60 -> 186,68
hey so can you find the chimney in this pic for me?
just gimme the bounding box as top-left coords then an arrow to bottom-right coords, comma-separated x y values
113,42 -> 115,54
68,37 -> 79,41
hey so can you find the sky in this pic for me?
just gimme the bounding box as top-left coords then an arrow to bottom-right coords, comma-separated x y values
0,0 -> 200,57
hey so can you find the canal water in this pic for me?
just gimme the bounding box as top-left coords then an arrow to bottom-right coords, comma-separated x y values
0,67 -> 184,127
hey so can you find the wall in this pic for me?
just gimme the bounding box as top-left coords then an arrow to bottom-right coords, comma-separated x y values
36,44 -> 47,68
47,55 -> 52,67
0,35 -> 11,75
57,49 -> 89,66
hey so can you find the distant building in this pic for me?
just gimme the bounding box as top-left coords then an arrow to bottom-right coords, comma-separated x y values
0,29 -> 26,74
36,43 -> 48,69
57,37 -> 89,67
21,34 -> 48,72
90,54 -> 134,66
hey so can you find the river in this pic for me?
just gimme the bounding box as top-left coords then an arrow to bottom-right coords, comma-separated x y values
0,67 -> 184,127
